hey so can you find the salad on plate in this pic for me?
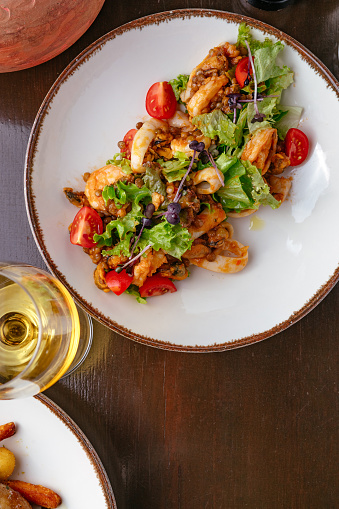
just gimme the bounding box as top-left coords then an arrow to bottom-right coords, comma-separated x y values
64,23 -> 309,303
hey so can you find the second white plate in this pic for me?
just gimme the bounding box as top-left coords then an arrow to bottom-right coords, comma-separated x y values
0,394 -> 116,508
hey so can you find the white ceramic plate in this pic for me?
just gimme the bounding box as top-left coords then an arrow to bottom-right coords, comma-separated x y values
25,10 -> 339,351
0,394 -> 116,508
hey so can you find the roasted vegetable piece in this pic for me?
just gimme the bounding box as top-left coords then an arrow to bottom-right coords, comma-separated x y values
0,423 -> 16,442
5,480 -> 62,509
0,483 -> 32,509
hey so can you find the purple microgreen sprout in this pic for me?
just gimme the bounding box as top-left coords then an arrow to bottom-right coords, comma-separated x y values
227,93 -> 243,123
245,40 -> 265,124
117,202 -> 155,273
251,112 -> 266,123
205,151 -> 225,187
238,94 -> 278,104
129,219 -> 146,260
119,243 -> 153,271
173,140 -> 205,203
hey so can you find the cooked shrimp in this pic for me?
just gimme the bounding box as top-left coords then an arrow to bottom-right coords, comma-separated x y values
180,54 -> 212,103
130,118 -> 168,173
168,112 -> 212,156
167,111 -> 193,130
190,239 -> 248,273
266,175 -> 292,203
181,44 -> 228,103
188,204 -> 226,240
193,166 -> 224,194
132,249 -> 167,287
84,164 -> 127,211
241,128 -> 278,175
186,75 -> 228,118
107,254 -> 129,270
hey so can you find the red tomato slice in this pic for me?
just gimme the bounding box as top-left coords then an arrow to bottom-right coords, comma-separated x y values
285,128 -> 309,166
70,206 -> 103,248
121,129 -> 137,159
139,275 -> 177,297
235,57 -> 253,88
145,82 -> 177,120
105,269 -> 133,296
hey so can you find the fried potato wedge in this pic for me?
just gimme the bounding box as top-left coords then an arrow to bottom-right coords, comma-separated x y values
0,423 -> 16,442
5,480 -> 61,509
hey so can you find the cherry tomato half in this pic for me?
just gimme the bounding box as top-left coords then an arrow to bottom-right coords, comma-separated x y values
145,82 -> 177,120
139,275 -> 177,298
121,128 -> 137,159
235,57 -> 253,88
284,128 -> 309,166
105,269 -> 133,296
70,206 -> 103,248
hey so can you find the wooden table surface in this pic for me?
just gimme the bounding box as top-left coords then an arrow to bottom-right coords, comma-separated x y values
1,1 -> 338,507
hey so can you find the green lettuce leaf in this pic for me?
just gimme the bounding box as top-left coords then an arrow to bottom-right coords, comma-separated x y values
215,157 -> 280,212
143,167 -> 167,196
106,153 -> 132,174
238,22 -> 283,54
158,152 -> 191,182
94,202 -> 142,246
102,180 -> 152,207
101,234 -> 133,257
237,23 -> 292,90
247,96 -> 278,134
169,74 -> 189,102
192,109 -> 240,146
234,105 -> 249,146
241,160 -> 280,209
265,71 -> 294,99
274,105 -> 303,139
217,176 -> 254,212
140,221 -> 193,259
215,156 -> 253,211
125,285 -> 147,304
216,153 -> 246,177
254,45 -> 288,83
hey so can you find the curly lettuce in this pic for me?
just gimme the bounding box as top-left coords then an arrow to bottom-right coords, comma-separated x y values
158,151 -> 191,182
102,181 -> 152,207
106,152 -> 132,174
169,74 -> 189,102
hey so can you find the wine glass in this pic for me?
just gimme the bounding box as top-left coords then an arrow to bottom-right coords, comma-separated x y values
0,262 -> 92,399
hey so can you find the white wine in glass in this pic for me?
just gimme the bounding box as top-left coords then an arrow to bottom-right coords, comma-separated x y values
0,262 -> 92,399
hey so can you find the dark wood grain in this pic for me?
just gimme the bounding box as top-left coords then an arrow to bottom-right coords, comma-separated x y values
1,1 -> 338,508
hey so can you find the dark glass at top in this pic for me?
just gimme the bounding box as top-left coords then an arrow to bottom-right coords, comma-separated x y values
246,0 -> 294,10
